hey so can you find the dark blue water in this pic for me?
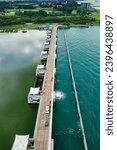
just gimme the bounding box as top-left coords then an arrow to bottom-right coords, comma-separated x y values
53,26 -> 100,150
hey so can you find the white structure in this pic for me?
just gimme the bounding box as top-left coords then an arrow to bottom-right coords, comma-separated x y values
46,34 -> 51,43
47,29 -> 52,34
46,35 -> 51,39
36,64 -> 45,77
48,27 -> 52,30
43,46 -> 49,51
44,44 -> 49,50
41,51 -> 48,60
11,135 -> 29,150
44,41 -> 50,46
28,87 -> 40,103
44,41 -> 50,49
47,33 -> 51,37
46,37 -> 51,42
47,29 -> 52,37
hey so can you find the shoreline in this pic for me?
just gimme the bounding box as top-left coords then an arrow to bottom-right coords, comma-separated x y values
0,23 -> 100,33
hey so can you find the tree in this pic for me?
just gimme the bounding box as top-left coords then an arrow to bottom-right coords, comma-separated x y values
38,10 -> 47,17
77,8 -> 88,17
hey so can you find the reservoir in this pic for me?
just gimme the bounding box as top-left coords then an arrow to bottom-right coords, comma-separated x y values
0,30 -> 46,150
53,26 -> 100,150
0,26 -> 99,150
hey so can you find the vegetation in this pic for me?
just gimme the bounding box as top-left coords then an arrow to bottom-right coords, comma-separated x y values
0,24 -> 44,32
0,1 -> 100,31
89,11 -> 100,22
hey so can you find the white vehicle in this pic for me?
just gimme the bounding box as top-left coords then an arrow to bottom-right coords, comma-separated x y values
45,106 -> 50,114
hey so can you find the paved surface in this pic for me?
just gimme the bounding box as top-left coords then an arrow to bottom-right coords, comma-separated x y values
34,26 -> 57,150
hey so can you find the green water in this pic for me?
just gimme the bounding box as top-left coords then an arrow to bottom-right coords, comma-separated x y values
0,27 -> 99,150
0,30 -> 46,150
0,65 -> 38,149
53,26 -> 100,150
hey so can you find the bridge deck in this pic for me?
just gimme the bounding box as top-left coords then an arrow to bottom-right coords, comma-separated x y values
34,26 -> 57,150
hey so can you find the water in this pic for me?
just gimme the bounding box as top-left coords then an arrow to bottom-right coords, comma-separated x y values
55,91 -> 65,100
0,30 -> 46,150
53,26 -> 100,150
0,30 -> 46,70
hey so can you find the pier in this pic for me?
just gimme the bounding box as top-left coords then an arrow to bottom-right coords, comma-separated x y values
33,26 -> 57,150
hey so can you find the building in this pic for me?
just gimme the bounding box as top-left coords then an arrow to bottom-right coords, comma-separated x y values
77,1 -> 95,11
28,87 -> 41,103
41,50 -> 48,60
36,64 -> 45,77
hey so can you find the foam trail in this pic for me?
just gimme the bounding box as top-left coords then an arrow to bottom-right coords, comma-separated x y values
55,91 -> 65,100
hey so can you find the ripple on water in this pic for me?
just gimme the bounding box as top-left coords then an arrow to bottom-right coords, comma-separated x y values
53,26 -> 100,150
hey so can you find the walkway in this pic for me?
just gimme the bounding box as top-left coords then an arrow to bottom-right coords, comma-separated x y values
34,26 -> 57,150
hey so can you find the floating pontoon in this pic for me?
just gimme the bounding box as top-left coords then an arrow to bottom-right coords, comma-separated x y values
28,87 -> 41,103
36,64 -> 45,77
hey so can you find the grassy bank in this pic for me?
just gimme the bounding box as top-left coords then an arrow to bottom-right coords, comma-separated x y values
0,24 -> 44,32
89,11 -> 100,22
0,10 -> 100,32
